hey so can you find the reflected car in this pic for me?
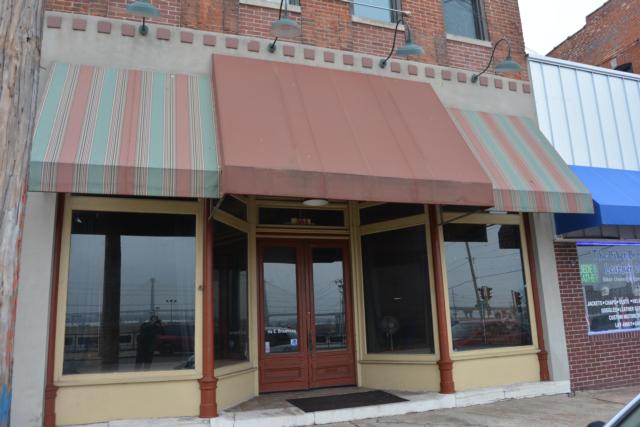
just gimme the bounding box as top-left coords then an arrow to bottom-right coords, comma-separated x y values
452,320 -> 531,350
155,323 -> 194,355
588,393 -> 640,427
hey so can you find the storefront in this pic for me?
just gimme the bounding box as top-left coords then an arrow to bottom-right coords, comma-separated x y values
13,13 -> 593,426
529,54 -> 640,391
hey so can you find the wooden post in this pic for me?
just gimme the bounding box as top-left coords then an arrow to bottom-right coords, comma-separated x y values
428,205 -> 455,394
199,201 -> 218,417
524,214 -> 551,381
0,2 -> 45,426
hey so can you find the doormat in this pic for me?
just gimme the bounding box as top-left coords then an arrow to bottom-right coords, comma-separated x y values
287,390 -> 407,412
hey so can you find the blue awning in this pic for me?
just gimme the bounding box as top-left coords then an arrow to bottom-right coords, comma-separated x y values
555,166 -> 640,234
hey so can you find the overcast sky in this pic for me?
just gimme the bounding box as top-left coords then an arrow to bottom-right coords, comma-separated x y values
518,0 -> 607,55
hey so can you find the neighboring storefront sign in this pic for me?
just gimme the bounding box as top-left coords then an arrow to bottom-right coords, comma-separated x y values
577,242 -> 640,335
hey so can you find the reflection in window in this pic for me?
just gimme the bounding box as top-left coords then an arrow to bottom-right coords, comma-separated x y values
443,0 -> 486,40
313,248 -> 347,351
444,223 -> 532,351
353,0 -> 400,23
263,247 -> 299,354
361,226 -> 434,354
214,220 -> 249,367
63,211 -> 196,374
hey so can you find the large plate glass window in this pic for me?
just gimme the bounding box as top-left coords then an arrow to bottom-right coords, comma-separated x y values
214,220 -> 249,366
443,220 -> 532,351
361,225 -> 434,354
442,0 -> 487,40
576,242 -> 640,335
63,210 -> 196,374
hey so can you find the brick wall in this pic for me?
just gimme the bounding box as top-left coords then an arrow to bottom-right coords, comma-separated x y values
45,0 -> 527,79
548,0 -> 640,73
555,241 -> 640,391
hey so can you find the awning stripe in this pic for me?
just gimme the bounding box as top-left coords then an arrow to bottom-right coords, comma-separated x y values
449,108 -> 593,214
29,63 -> 219,198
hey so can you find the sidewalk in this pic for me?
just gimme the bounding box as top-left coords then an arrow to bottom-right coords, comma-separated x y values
320,386 -> 640,427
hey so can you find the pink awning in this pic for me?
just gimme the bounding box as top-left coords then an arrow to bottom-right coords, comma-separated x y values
212,54 -> 493,206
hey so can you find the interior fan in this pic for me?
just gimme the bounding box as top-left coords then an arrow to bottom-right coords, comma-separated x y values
380,316 -> 400,351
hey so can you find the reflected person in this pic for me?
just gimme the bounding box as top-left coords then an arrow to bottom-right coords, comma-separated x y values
136,315 -> 163,370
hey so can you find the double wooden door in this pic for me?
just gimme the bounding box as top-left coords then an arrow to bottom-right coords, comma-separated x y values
258,239 -> 356,392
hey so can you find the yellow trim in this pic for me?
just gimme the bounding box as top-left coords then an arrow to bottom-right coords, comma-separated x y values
213,209 -> 250,233
359,214 -> 428,236
54,195 -> 204,386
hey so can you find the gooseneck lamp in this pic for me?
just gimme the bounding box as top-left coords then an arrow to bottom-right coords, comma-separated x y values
471,37 -> 521,83
379,14 -> 425,68
126,0 -> 161,36
268,0 -> 302,52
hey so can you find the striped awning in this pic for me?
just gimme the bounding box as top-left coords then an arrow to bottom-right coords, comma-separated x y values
448,109 -> 593,214
30,63 -> 219,198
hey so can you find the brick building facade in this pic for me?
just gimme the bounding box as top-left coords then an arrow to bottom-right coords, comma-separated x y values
555,242 -> 640,391
548,0 -> 640,73
45,0 -> 528,78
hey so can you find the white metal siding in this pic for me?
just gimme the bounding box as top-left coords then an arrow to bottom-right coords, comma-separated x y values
529,55 -> 640,170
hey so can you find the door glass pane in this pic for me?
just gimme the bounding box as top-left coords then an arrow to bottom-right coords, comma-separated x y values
263,247 -> 299,353
312,248 -> 347,351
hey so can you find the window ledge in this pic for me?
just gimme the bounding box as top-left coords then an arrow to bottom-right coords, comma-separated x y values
215,362 -> 256,379
239,0 -> 301,13
446,33 -> 492,48
54,370 -> 201,387
351,15 -> 405,31
359,354 -> 438,365
451,346 -> 540,361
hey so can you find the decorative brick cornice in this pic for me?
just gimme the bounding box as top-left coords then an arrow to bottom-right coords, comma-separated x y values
43,12 -> 534,96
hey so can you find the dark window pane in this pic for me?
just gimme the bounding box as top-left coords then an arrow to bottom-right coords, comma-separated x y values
263,247 -> 299,353
218,196 -> 247,221
64,211 -> 196,374
362,226 -> 434,354
443,0 -> 485,39
444,223 -> 532,351
259,208 -> 344,227
360,203 -> 424,225
214,221 -> 249,367
313,248 -> 347,351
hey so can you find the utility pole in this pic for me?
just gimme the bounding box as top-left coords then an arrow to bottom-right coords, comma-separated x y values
0,2 -> 46,426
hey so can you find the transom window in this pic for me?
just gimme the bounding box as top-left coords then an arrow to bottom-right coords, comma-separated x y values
352,0 -> 401,23
442,0 -> 487,40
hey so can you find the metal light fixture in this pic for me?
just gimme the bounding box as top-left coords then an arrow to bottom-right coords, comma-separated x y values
268,0 -> 302,52
126,0 -> 160,36
303,199 -> 329,207
379,15 -> 425,68
471,38 -> 521,83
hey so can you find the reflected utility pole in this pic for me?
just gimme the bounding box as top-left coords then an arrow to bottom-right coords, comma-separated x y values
149,277 -> 155,317
166,299 -> 177,323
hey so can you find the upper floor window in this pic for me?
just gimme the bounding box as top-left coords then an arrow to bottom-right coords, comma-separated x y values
615,63 -> 634,73
353,0 -> 401,23
443,0 -> 487,40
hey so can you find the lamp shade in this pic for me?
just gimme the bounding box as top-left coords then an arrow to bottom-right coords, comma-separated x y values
126,0 -> 160,17
495,56 -> 521,73
271,17 -> 302,38
396,41 -> 424,57
396,25 -> 424,57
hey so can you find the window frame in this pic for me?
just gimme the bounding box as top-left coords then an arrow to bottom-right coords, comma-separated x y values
439,211 -> 540,359
354,204 -> 440,363
442,0 -> 489,42
211,204 -> 255,377
54,195 -> 204,386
